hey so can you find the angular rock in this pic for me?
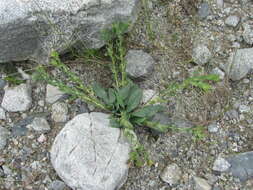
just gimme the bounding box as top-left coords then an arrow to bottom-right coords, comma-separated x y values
192,44 -> 212,65
226,48 -> 253,81
0,107 -> 6,120
125,50 -> 155,79
1,83 -> 32,112
142,89 -> 157,104
212,157 -> 231,172
46,85 -> 65,104
208,123 -> 219,133
26,117 -> 51,133
51,102 -> 68,123
0,79 -> 6,89
226,151 -> 253,182
225,16 -> 240,27
242,22 -> 253,45
51,112 -> 130,190
193,177 -> 211,190
0,126 -> 10,150
160,163 -> 182,186
211,67 -> 225,80
198,3 -> 211,19
48,180 -> 67,190
0,0 -> 139,63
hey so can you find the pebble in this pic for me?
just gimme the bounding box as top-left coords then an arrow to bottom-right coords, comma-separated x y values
216,0 -> 223,9
238,105 -> 250,113
225,15 -> 240,27
46,84 -> 65,104
0,107 -> 6,120
48,180 -> 67,190
51,102 -> 68,123
37,134 -> 47,143
242,22 -> 253,45
193,177 -> 211,190
160,163 -> 182,186
211,67 -> 225,80
26,117 -> 51,133
125,50 -> 155,79
1,83 -> 32,112
0,126 -> 10,150
208,123 -> 219,133
212,157 -> 231,172
192,44 -> 212,65
142,89 -> 157,104
198,3 -> 211,19
0,79 -> 6,89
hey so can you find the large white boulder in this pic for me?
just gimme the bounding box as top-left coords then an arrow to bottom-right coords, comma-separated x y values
0,0 -> 139,63
51,112 -> 130,190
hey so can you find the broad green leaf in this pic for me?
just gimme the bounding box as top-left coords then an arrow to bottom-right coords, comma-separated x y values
144,121 -> 171,133
131,105 -> 165,118
123,128 -> 139,147
109,117 -> 122,128
131,117 -> 147,125
118,83 -> 133,100
4,76 -> 24,85
92,83 -> 108,103
126,85 -> 143,112
115,91 -> 125,108
108,88 -> 116,104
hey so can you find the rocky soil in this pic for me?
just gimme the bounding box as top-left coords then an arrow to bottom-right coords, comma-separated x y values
0,0 -> 253,190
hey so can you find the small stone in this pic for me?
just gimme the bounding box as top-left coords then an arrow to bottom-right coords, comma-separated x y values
208,123 -> 219,133
142,89 -> 157,104
37,134 -> 47,143
238,105 -> 250,113
160,163 -> 182,186
216,0 -> 223,8
38,100 -> 45,107
225,16 -> 240,27
2,165 -> 12,176
0,79 -> 6,89
1,83 -> 32,112
51,102 -> 68,123
225,109 -> 239,120
0,126 -> 10,150
192,44 -> 212,65
0,107 -> 6,120
226,151 -> 253,181
48,180 -> 67,190
226,48 -> 253,81
212,157 -> 231,172
211,67 -> 225,80
125,50 -> 155,79
193,177 -> 211,190
46,84 -> 65,104
198,3 -> 211,19
26,117 -> 51,133
243,22 -> 253,45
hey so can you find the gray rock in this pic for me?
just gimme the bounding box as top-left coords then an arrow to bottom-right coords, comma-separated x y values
212,157 -> 231,172
142,89 -> 157,104
0,107 -> 6,120
46,85 -> 65,104
211,67 -> 225,80
238,105 -> 250,113
26,117 -> 51,133
226,151 -> 253,181
0,0 -> 139,64
193,177 -> 211,190
192,44 -> 212,65
225,16 -> 240,27
226,48 -> 253,81
225,109 -> 239,120
198,3 -> 211,19
0,79 -> 6,89
48,180 -> 67,190
160,163 -> 182,186
242,22 -> 253,45
51,102 -> 68,123
125,50 -> 155,79
216,0 -> 223,8
0,126 -> 10,150
51,112 -> 130,190
1,83 -> 32,112
208,123 -> 219,133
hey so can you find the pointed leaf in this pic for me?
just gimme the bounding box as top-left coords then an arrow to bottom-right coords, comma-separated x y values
132,105 -> 165,118
108,88 -> 116,104
92,83 -> 108,103
109,117 -> 122,128
144,121 -> 171,133
126,85 -> 143,112
118,83 -> 133,100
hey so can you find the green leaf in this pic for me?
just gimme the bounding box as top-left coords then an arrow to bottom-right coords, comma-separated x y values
115,91 -> 125,108
108,88 -> 116,105
123,128 -> 139,147
120,112 -> 133,129
131,117 -> 147,125
92,83 -> 108,104
126,85 -> 143,112
109,117 -> 122,128
4,76 -> 24,85
132,105 -> 165,118
144,121 -> 171,133
118,83 -> 133,100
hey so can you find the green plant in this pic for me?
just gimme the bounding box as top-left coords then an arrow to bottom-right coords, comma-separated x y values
35,22 -> 219,166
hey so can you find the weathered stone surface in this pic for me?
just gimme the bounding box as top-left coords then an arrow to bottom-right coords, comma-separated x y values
26,117 -> 51,133
193,177 -> 211,190
242,21 -> 253,45
51,112 -> 130,190
125,50 -> 155,79
160,163 -> 182,186
226,48 -> 253,81
51,102 -> 68,123
1,83 -> 32,112
0,0 -> 139,64
46,85 -> 65,104
212,157 -> 231,172
0,126 -> 10,150
0,108 -> 6,120
192,44 -> 212,65
225,15 -> 240,27
226,151 -> 253,182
